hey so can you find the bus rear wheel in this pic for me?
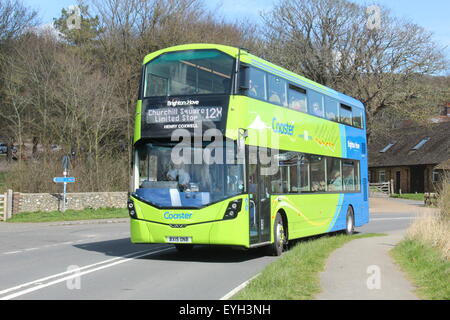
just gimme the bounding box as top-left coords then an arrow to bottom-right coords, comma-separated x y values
345,206 -> 355,235
269,213 -> 286,256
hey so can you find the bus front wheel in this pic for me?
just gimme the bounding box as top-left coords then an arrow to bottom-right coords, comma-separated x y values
269,213 -> 286,256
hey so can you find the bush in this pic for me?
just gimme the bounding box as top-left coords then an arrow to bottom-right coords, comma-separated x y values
437,173 -> 450,219
3,152 -> 129,193
406,174 -> 450,260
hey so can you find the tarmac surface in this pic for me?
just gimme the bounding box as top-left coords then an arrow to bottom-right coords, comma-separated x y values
316,197 -> 436,300
0,197 -> 429,300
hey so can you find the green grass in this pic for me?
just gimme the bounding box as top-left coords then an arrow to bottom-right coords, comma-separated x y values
232,233 -> 383,300
6,208 -> 128,223
391,193 -> 424,201
391,239 -> 450,300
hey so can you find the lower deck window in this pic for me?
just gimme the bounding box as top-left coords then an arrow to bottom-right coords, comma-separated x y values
272,150 -> 360,194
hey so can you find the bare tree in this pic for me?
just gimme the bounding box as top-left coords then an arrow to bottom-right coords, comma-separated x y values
0,51 -> 33,165
261,0 -> 448,137
0,0 -> 38,42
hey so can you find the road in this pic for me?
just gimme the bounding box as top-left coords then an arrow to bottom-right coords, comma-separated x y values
0,198 -> 421,300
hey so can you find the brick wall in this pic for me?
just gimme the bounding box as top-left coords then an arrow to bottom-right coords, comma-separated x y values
12,192 -> 127,214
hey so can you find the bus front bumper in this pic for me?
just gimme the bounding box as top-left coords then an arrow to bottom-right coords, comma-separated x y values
130,218 -> 250,248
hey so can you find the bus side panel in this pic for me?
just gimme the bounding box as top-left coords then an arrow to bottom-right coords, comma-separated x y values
341,122 -> 370,229
272,194 -> 341,240
226,96 -> 343,159
326,193 -> 368,232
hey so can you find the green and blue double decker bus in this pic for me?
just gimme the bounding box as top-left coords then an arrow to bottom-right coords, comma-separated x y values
128,43 -> 369,255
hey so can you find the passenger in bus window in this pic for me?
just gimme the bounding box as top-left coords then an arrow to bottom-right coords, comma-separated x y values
326,110 -> 337,121
312,181 -> 326,192
268,75 -> 287,106
342,162 -> 355,191
328,171 -> 342,191
290,97 -> 307,112
167,165 -> 191,191
312,102 -> 324,117
269,91 -> 281,104
249,80 -> 258,97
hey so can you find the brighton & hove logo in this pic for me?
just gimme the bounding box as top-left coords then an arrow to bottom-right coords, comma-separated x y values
167,100 -> 200,107
347,141 -> 361,150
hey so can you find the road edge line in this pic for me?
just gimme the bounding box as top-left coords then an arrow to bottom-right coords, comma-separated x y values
220,273 -> 261,300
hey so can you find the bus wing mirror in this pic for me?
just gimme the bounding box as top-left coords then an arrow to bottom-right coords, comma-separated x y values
238,64 -> 250,92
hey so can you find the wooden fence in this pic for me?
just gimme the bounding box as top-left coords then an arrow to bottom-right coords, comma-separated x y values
369,181 -> 393,197
0,193 -> 4,221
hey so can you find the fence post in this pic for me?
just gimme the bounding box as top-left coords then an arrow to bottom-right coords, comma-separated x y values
2,192 -> 6,221
6,189 -> 13,220
390,179 -> 394,195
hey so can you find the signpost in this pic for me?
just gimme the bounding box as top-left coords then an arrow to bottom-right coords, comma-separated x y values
53,156 -> 75,212
53,177 -> 76,183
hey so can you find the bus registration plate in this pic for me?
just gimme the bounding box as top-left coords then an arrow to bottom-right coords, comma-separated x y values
166,236 -> 192,243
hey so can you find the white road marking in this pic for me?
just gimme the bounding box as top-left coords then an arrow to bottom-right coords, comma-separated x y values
220,273 -> 261,300
3,251 -> 22,255
371,217 -> 414,221
0,246 -> 172,300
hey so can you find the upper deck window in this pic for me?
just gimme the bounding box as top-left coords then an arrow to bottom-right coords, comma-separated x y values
288,84 -> 307,112
352,108 -> 364,129
267,74 -> 288,107
340,104 -> 353,126
325,97 -> 339,122
309,91 -> 325,118
267,74 -> 287,107
143,50 -> 234,97
248,67 -> 267,100
242,66 -> 364,129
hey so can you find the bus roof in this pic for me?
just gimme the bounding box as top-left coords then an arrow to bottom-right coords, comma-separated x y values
142,43 -> 365,110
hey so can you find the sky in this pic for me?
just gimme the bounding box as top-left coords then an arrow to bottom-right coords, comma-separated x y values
23,0 -> 450,60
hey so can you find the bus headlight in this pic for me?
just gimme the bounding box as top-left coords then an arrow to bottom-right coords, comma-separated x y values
128,200 -> 137,218
223,199 -> 242,220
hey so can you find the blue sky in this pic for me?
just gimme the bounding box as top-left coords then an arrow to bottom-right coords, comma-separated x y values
24,0 -> 450,59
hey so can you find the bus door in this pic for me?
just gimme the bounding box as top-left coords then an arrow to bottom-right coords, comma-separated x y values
248,147 -> 272,245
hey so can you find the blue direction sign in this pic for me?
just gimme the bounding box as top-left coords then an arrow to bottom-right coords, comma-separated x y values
53,177 -> 76,183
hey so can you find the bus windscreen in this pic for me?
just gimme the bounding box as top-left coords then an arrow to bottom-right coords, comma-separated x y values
143,50 -> 234,97
134,142 -> 244,208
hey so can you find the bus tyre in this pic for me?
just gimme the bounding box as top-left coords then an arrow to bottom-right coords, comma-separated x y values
269,213 -> 286,256
345,207 -> 355,235
175,244 -> 194,252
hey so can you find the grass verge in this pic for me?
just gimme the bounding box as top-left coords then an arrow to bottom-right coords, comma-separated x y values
5,208 -> 128,223
232,233 -> 383,300
390,193 -> 424,201
391,239 -> 450,300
